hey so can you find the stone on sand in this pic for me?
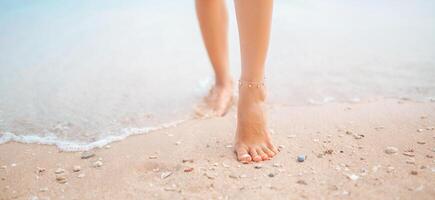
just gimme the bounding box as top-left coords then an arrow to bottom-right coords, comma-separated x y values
182,159 -> 194,163
160,171 -> 172,179
402,152 -> 415,157
93,161 -> 103,168
54,168 -> 65,174
81,151 -> 95,159
36,167 -> 46,173
297,155 -> 306,162
346,174 -> 359,181
273,163 -> 282,168
229,174 -> 239,179
55,174 -> 67,184
184,167 -> 194,173
384,146 -> 398,154
72,165 -> 81,172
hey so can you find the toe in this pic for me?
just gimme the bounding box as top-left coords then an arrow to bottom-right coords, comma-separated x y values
262,145 -> 276,157
235,146 -> 252,163
256,148 -> 269,160
267,143 -> 279,154
249,148 -> 262,162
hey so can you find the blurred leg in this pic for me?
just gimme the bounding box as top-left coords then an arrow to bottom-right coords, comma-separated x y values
196,0 -> 233,116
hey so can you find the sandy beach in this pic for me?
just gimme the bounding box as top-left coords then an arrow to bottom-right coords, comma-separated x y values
1,99 -> 434,199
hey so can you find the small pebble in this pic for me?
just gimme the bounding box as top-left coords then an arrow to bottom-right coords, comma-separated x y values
55,174 -> 67,184
229,174 -> 239,179
160,171 -> 172,179
297,155 -> 306,162
296,180 -> 307,185
287,135 -> 296,138
268,173 -> 275,178
273,163 -> 282,168
175,141 -> 181,145
254,165 -> 262,169
353,134 -> 363,139
384,146 -> 398,154
54,168 -> 65,174
278,145 -> 285,150
77,173 -> 85,178
346,174 -> 359,181
402,152 -> 415,157
39,187 -> 49,192
410,170 -> 418,175
148,155 -> 158,159
36,167 -> 46,173
72,165 -> 81,172
80,151 -> 95,159
417,141 -> 426,145
11,163 -> 16,167
184,167 -> 194,173
182,159 -> 194,163
93,161 -> 103,168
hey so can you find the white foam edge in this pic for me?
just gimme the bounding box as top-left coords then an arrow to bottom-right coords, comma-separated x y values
0,119 -> 186,152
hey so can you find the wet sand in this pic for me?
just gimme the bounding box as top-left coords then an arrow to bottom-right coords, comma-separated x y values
0,99 -> 434,200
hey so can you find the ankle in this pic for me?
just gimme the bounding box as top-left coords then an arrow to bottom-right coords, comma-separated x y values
215,78 -> 233,89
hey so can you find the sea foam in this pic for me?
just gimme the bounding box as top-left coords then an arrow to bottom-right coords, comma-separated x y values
0,120 -> 186,152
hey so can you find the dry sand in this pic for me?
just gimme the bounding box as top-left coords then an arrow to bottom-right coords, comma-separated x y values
0,99 -> 434,200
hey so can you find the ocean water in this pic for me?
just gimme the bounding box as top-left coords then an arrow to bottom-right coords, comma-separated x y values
1,0 -> 434,151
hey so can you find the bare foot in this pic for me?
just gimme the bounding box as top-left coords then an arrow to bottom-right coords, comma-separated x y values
234,84 -> 278,163
196,83 -> 233,117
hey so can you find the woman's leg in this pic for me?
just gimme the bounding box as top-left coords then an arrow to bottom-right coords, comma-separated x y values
195,0 -> 233,116
234,0 -> 278,163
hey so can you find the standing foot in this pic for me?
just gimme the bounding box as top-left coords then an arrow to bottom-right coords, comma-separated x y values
234,81 -> 278,163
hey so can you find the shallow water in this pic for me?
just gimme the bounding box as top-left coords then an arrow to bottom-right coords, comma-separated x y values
1,0 -> 434,150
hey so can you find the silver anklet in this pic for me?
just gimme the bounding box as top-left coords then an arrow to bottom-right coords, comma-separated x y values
238,80 -> 265,88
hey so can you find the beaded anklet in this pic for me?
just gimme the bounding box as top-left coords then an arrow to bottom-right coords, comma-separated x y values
238,80 -> 265,88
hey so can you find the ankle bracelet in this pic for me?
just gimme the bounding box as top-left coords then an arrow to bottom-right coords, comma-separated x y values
238,80 -> 265,88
